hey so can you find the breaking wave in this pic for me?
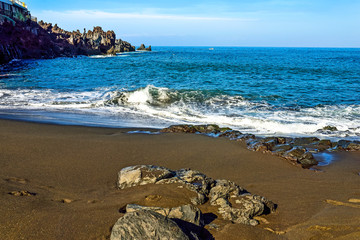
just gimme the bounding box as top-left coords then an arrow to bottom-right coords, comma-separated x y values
0,85 -> 359,140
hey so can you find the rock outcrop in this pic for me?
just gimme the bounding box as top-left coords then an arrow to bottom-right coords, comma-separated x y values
160,124 -> 360,168
117,165 -> 276,226
137,43 -> 151,51
37,21 -> 135,55
110,210 -> 191,240
126,204 -> 205,227
0,19 -> 137,64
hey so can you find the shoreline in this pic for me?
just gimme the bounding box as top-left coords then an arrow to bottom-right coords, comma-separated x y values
0,119 -> 359,239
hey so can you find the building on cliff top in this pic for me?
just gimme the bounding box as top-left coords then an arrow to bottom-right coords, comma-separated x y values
0,0 -> 30,24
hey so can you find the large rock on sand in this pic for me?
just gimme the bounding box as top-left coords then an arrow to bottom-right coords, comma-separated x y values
117,165 -> 276,226
110,210 -> 190,240
117,165 -> 174,189
126,204 -> 205,227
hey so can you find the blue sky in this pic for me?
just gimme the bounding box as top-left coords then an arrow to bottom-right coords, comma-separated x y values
27,0 -> 360,47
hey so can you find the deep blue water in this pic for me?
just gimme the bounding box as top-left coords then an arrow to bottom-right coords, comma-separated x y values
0,47 -> 359,139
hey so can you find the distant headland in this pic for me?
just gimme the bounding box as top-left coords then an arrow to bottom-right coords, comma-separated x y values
0,0 -> 151,64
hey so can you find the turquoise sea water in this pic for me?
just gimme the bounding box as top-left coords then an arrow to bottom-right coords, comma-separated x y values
0,47 -> 359,140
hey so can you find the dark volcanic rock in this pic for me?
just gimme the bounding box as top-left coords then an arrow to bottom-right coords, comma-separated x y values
284,147 -> 318,168
322,126 -> 338,131
137,43 -> 152,51
0,20 -> 137,64
110,210 -> 191,240
292,137 -> 320,146
272,144 -> 293,155
161,124 -> 223,134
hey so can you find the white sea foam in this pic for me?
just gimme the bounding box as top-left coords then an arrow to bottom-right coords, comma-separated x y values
0,86 -> 359,140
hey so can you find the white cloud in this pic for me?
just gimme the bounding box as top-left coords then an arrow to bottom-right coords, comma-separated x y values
38,9 -> 258,22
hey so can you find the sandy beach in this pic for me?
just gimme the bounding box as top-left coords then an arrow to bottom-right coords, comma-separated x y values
0,119 -> 359,240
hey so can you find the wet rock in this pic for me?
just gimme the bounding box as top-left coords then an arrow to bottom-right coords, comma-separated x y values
297,152 -> 318,168
272,144 -> 293,155
247,137 -> 286,152
322,126 -> 338,131
161,124 -> 225,134
117,165 -> 175,189
346,142 -> 360,151
237,134 -> 256,141
334,140 -> 351,151
110,210 -> 190,240
248,141 -> 271,152
292,137 -> 320,146
126,204 -> 204,227
161,125 -> 198,133
309,139 -> 333,151
218,130 -> 242,139
284,147 -> 306,160
284,147 -> 317,167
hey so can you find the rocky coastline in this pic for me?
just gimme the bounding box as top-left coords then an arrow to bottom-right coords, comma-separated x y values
160,124 -> 360,168
0,19 -> 148,64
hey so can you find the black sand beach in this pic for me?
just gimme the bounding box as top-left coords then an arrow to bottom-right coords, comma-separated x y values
0,119 -> 359,239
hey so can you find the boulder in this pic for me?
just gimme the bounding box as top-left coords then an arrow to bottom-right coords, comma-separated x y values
110,210 -> 190,240
117,165 -> 174,189
219,195 -> 275,226
209,179 -> 245,206
117,165 -> 276,226
208,180 -> 275,225
322,126 -> 338,131
126,204 -> 205,227
137,44 -> 152,51
284,147 -> 318,168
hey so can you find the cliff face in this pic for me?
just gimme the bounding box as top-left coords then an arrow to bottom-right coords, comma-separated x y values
0,20 -> 136,64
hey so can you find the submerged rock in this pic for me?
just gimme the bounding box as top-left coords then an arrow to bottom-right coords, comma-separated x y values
110,210 -> 190,240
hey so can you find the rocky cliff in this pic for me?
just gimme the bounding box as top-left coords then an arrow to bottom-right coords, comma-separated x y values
0,20 -> 136,64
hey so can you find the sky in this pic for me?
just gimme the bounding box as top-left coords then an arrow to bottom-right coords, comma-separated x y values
27,0 -> 360,47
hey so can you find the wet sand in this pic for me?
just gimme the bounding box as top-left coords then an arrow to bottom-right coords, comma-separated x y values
0,119 -> 359,240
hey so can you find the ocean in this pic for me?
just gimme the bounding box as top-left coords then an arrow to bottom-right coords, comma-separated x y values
0,47 -> 359,140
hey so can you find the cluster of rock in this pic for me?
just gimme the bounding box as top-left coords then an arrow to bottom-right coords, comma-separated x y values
0,19 -> 138,64
111,165 -> 276,239
161,124 -> 360,168
38,21 -> 135,55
